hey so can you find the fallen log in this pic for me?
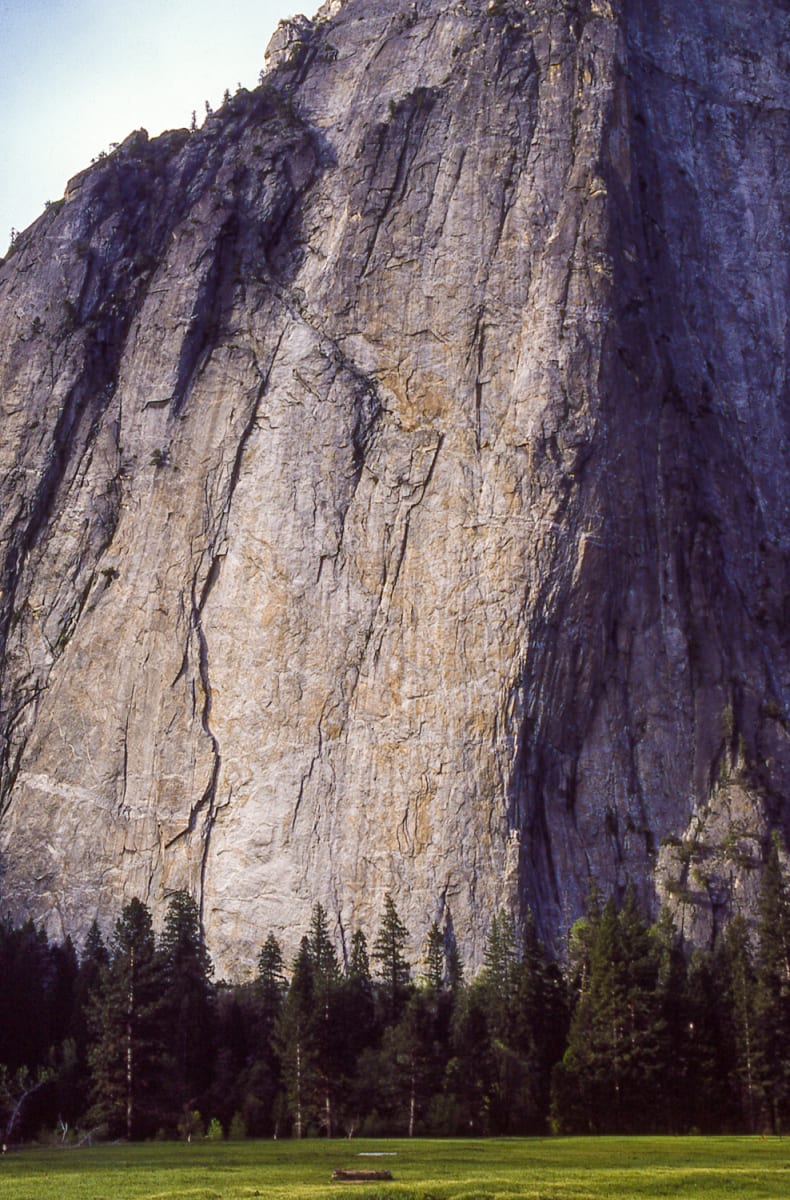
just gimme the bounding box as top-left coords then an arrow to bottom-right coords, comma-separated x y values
332,1168 -> 394,1182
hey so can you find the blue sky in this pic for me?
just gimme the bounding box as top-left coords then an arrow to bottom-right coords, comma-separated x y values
0,0 -> 304,249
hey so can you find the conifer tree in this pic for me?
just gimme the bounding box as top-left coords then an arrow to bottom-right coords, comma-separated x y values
275,938 -> 319,1137
378,989 -> 442,1136
720,913 -> 758,1130
158,891 -> 215,1121
564,884 -> 603,1005
81,920 -> 110,978
551,888 -> 664,1133
442,911 -> 518,1134
481,908 -> 517,1037
306,902 -> 342,1135
419,919 -> 459,1128
448,976 -> 496,1133
12,877 -> 790,1140
206,989 -> 249,1135
444,923 -> 465,994
753,834 -> 790,1130
507,911 -> 568,1133
349,928 -> 371,980
343,928 -> 377,1054
48,935 -> 79,1049
422,922 -> 446,992
684,947 -> 739,1131
64,921 -> 109,1115
372,894 -> 412,1023
615,885 -> 666,1125
649,906 -> 690,1130
0,918 -> 52,1073
336,929 -> 378,1134
307,902 -> 340,996
208,934 -> 285,1138
471,908 -> 520,1131
257,932 -> 287,1038
87,898 -> 165,1139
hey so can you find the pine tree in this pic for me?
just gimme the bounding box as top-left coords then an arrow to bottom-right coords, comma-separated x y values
158,891 -> 215,1122
82,921 -> 110,975
306,903 -> 341,1135
481,909 -> 517,1038
87,898 -> 165,1139
551,889 -> 664,1133
507,912 -> 568,1133
444,922 -> 465,993
649,906 -> 690,1130
307,903 -> 340,995
753,834 -> 790,1131
565,883 -> 603,1003
0,918 -> 61,1139
0,918 -> 53,1074
73,923 -> 109,1050
422,922 -> 445,992
448,978 -> 496,1134
274,938 -> 319,1137
684,947 -> 739,1131
720,913 -> 758,1130
344,928 -> 377,1055
379,989 -> 442,1136
256,933 -> 287,1037
615,885 -> 666,1127
48,935 -> 79,1049
372,894 -> 412,1023
337,930 -> 378,1135
472,908 -> 519,1132
209,990 -> 246,1133
349,928 -> 371,981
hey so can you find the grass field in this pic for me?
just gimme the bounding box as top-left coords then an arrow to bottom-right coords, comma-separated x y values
1,1136 -> 787,1200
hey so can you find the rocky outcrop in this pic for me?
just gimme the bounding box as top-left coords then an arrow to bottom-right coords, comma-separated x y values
0,0 -> 788,976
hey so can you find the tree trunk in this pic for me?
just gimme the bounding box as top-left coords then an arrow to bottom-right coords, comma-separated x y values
4,1074 -> 49,1143
126,946 -> 135,1140
409,1061 -> 416,1138
295,1038 -> 303,1139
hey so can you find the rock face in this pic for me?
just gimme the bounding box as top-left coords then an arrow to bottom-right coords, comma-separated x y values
0,0 -> 788,976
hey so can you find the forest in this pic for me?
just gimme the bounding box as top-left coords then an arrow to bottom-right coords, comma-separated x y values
1,836 -> 788,1144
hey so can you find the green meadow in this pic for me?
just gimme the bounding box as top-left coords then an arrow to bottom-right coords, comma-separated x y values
1,1136 -> 787,1200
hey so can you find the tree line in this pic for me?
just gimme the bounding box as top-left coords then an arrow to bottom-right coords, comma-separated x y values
1,837 -> 788,1143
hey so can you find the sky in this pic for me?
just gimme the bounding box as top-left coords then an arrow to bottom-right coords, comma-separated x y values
0,0 -> 308,250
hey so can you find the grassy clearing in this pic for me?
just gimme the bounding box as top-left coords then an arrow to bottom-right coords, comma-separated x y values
0,1136 -> 787,1200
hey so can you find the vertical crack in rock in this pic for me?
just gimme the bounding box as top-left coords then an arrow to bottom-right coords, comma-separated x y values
346,431 -> 444,712
191,570 -> 222,928
292,721 -> 324,835
167,325 -> 288,926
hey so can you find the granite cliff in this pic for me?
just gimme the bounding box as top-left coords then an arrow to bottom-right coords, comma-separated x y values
0,0 -> 788,976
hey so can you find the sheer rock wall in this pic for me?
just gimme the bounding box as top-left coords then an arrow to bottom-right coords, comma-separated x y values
0,0 -> 788,974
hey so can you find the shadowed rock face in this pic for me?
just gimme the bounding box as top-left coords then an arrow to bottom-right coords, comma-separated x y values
0,0 -> 788,975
